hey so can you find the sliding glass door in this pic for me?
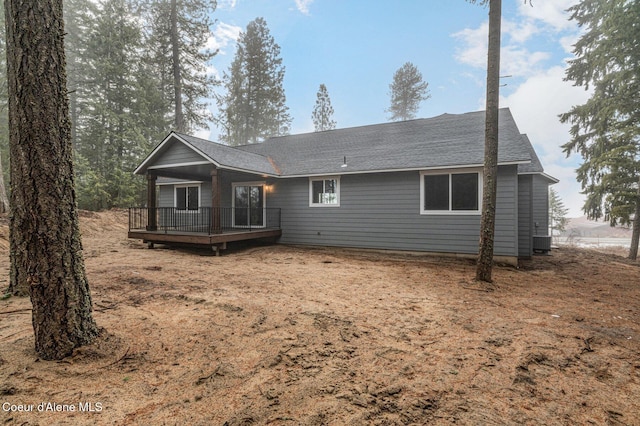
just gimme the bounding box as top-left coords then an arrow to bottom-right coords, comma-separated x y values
233,184 -> 265,228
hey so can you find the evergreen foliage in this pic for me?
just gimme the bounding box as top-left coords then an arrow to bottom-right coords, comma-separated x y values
386,62 -> 430,122
312,84 -> 336,132
560,0 -> 640,259
140,0 -> 218,133
216,17 -> 291,146
75,0 -> 151,210
0,0 -> 221,211
549,188 -> 569,242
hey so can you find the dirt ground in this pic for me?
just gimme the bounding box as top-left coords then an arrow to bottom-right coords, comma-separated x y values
1,210 -> 639,425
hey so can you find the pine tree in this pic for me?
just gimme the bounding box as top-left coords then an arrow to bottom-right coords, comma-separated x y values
64,0 -> 96,145
386,62 -> 430,122
549,188 -> 569,243
474,0 -> 502,283
216,17 -> 291,146
312,84 -> 336,132
142,0 -> 217,133
76,0 -> 153,210
5,0 -> 99,358
560,0 -> 640,260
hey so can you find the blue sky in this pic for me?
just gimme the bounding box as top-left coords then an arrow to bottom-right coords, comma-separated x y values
203,0 -> 590,217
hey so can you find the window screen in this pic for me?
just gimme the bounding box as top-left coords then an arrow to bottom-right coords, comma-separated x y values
176,187 -> 187,210
312,180 -> 324,204
424,174 -> 449,210
187,186 -> 199,210
451,173 -> 478,210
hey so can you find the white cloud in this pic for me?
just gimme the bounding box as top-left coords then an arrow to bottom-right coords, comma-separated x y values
501,46 -> 550,76
294,0 -> 314,15
501,66 -> 589,159
207,22 -> 242,54
217,0 -> 238,10
559,33 -> 579,55
501,66 -> 592,217
502,18 -> 540,44
452,19 -> 550,78
517,0 -> 579,32
452,22 -> 489,69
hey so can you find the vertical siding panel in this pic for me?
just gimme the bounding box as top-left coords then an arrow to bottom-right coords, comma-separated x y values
518,175 -> 533,257
532,175 -> 550,236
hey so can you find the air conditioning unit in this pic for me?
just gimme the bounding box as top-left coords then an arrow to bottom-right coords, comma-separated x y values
533,235 -> 552,253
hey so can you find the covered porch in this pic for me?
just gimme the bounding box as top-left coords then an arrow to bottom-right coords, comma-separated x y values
128,132 -> 283,254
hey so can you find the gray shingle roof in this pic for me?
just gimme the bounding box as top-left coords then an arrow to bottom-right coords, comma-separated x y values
237,108 -> 534,176
517,134 -> 544,173
138,108 -> 546,178
174,133 -> 278,175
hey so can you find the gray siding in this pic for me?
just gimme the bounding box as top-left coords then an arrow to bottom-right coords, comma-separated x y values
158,181 -> 211,207
532,175 -> 550,236
153,141 -> 206,167
518,175 -> 533,257
155,167 -> 523,257
268,166 -> 519,257
159,185 -> 173,207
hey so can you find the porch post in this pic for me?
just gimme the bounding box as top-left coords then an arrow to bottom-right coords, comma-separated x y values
146,173 -> 157,231
211,167 -> 221,233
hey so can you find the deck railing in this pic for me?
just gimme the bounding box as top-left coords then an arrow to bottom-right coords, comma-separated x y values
128,207 -> 281,233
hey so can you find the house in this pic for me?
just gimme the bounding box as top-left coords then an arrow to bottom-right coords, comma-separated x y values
129,108 -> 558,263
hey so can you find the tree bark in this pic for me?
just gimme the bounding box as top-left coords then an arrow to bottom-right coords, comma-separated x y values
170,0 -> 184,132
476,0 -> 502,283
5,0 -> 99,359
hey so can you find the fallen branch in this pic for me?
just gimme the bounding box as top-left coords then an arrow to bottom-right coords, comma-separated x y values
0,308 -> 32,315
196,365 -> 222,385
100,346 -> 131,369
94,303 -> 118,312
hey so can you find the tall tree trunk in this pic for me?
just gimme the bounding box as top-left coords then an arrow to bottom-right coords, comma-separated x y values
476,0 -> 502,283
170,0 -> 184,132
629,180 -> 640,260
5,0 -> 99,359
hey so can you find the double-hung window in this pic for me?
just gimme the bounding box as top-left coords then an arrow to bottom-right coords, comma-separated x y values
309,176 -> 340,207
175,184 -> 200,211
420,169 -> 482,214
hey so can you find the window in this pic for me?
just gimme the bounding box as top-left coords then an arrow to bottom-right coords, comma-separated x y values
420,170 -> 481,214
175,185 -> 200,211
309,177 -> 340,207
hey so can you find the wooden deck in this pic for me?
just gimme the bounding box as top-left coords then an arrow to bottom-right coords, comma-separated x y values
128,228 -> 282,254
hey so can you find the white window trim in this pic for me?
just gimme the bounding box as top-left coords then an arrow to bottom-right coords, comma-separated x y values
174,183 -> 201,212
231,181 -> 266,228
420,168 -> 483,215
309,176 -> 341,207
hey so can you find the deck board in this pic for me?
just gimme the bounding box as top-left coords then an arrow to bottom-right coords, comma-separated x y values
128,229 -> 282,246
